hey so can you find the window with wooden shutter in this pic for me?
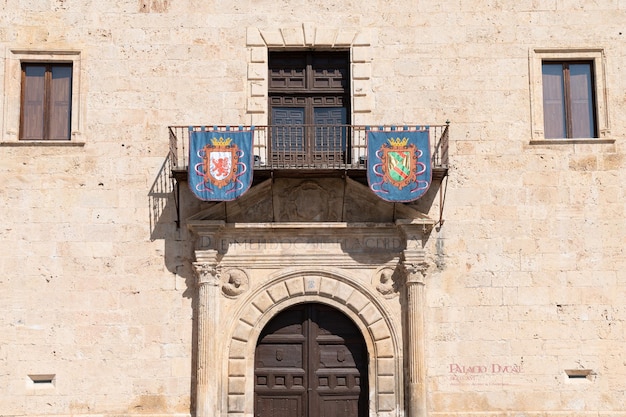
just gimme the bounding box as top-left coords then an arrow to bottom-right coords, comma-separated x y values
20,63 -> 72,140
541,61 -> 596,139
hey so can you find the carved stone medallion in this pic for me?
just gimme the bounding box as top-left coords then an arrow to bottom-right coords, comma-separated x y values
221,268 -> 249,297
373,267 -> 399,298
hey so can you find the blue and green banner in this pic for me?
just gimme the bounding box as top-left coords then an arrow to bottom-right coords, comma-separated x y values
188,127 -> 254,201
367,128 -> 431,202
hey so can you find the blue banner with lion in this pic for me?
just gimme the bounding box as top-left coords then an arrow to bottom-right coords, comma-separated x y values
188,127 -> 254,201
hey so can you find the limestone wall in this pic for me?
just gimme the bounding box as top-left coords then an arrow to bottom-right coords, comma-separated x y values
1,0 -> 625,416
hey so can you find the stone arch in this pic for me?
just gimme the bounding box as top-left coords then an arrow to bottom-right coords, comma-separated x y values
224,269 -> 403,416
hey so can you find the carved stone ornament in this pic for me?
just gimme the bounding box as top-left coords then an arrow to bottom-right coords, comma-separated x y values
278,180 -> 338,221
193,262 -> 220,286
221,268 -> 249,297
374,267 -> 399,298
403,260 -> 429,285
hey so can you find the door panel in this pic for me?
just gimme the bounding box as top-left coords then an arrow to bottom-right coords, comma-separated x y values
320,397 -> 359,417
271,107 -> 305,164
255,304 -> 367,417
256,396 -> 304,417
313,107 -> 347,163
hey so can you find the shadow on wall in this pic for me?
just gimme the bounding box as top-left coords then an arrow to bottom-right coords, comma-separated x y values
148,153 -> 202,295
147,153 -> 203,415
149,155 -> 175,239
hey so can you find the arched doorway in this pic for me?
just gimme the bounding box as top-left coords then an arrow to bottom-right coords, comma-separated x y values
254,303 -> 368,417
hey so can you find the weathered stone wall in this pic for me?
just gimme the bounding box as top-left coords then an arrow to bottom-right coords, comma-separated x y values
1,0 -> 625,416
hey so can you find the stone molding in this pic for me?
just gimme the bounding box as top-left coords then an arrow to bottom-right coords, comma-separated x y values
2,49 -> 84,143
528,47 -> 610,141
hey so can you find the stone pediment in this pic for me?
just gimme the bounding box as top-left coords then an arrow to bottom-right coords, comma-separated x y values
186,177 -> 433,224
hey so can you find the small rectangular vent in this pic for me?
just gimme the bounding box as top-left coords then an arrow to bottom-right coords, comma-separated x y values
28,374 -> 56,388
565,369 -> 594,380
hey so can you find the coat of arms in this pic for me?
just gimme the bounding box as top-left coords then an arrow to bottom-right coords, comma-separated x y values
199,137 -> 239,188
367,129 -> 431,202
379,137 -> 418,190
188,128 -> 253,201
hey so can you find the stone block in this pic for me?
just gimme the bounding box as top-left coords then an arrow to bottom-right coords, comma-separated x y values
252,291 -> 274,313
284,276 -> 305,295
376,338 -> 394,358
369,317 -> 391,342
267,281 -> 290,302
377,393 -> 397,412
228,376 -> 245,394
377,375 -> 395,393
314,28 -> 337,46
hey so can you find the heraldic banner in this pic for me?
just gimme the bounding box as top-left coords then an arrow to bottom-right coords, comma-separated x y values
188,127 -> 254,201
367,127 -> 431,202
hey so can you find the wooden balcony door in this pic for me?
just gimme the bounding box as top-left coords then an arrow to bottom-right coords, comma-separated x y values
269,51 -> 350,166
254,303 -> 368,417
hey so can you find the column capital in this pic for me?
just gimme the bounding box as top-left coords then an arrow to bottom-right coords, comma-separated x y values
193,249 -> 221,286
402,260 -> 429,285
193,262 -> 220,286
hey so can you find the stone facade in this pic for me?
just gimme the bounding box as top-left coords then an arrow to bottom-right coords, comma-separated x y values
1,1 -> 625,417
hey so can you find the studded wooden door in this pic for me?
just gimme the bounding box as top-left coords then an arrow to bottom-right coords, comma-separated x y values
254,303 -> 368,417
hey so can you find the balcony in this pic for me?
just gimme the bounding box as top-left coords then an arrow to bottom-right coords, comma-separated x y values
169,123 -> 449,185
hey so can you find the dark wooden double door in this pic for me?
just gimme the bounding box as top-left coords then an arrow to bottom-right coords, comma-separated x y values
254,303 -> 368,417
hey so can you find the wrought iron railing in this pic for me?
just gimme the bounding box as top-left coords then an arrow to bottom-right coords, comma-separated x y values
168,123 -> 449,172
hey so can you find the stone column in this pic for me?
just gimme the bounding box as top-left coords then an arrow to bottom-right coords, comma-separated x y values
397,219 -> 433,417
193,249 -> 221,417
403,258 -> 428,417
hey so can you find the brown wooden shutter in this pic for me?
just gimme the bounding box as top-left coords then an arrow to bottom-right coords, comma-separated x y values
21,65 -> 46,140
20,63 -> 72,140
49,65 -> 72,140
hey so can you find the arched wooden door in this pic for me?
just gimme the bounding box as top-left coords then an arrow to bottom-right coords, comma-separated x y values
254,303 -> 368,417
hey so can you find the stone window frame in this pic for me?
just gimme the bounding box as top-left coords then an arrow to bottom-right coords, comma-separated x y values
245,24 -> 374,128
2,49 -> 84,145
529,47 -> 611,143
